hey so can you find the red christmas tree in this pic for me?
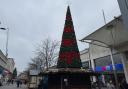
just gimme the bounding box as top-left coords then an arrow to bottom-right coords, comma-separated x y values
57,6 -> 82,68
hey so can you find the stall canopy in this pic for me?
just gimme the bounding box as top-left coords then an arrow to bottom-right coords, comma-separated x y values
81,16 -> 128,48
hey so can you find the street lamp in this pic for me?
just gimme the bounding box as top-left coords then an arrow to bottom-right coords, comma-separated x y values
0,28 -> 6,30
0,27 -> 9,58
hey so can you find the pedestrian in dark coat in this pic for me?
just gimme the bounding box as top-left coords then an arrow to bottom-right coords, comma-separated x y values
0,79 -> 2,86
38,79 -> 43,89
122,80 -> 128,89
120,79 -> 128,89
43,76 -> 48,89
16,79 -> 20,88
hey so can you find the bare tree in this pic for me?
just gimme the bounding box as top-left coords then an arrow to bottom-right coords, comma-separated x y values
28,38 -> 59,71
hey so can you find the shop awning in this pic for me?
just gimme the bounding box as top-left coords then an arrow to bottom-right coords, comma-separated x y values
81,16 -> 128,48
3,69 -> 11,75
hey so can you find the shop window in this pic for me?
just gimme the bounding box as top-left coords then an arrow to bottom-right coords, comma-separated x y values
82,61 -> 89,69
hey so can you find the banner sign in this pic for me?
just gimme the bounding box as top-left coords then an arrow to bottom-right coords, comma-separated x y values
95,64 -> 123,72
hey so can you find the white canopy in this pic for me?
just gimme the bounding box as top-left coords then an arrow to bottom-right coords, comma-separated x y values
81,16 -> 128,48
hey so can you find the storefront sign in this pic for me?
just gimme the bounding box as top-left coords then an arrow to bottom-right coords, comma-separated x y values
95,64 -> 123,72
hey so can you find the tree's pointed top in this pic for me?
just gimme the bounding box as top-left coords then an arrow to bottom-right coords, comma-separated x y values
65,6 -> 72,21
67,6 -> 71,13
67,5 -> 70,9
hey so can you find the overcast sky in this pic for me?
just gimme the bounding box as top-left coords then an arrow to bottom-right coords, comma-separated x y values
0,0 -> 121,72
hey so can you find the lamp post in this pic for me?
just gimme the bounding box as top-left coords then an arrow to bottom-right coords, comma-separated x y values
5,28 -> 9,58
0,27 -> 9,58
0,28 -> 6,30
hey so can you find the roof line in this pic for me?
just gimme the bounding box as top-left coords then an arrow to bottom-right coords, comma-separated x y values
81,15 -> 121,41
80,40 -> 109,48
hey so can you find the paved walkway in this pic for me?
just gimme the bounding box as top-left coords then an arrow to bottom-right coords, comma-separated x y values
0,84 -> 27,89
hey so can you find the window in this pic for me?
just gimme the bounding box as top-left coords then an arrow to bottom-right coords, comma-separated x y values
94,53 -> 122,67
82,61 -> 89,69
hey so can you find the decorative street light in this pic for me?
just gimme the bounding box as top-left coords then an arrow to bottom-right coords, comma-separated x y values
0,27 -> 9,58
5,28 -> 9,58
0,28 -> 6,30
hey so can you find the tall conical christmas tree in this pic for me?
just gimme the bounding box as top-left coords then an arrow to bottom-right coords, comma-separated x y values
13,68 -> 17,78
57,6 -> 82,68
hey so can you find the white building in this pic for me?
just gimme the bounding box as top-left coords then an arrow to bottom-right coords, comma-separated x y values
81,16 -> 128,83
0,50 -> 8,76
7,58 -> 15,73
80,49 -> 91,69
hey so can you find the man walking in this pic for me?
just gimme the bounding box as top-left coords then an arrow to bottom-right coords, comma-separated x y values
16,78 -> 20,88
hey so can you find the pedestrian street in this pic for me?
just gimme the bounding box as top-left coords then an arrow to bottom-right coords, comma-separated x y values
0,84 -> 27,89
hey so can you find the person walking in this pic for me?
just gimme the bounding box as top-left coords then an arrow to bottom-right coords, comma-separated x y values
38,79 -> 43,89
120,79 -> 128,89
43,76 -> 48,89
0,79 -> 2,86
11,79 -> 14,84
19,80 -> 22,87
16,78 -> 20,88
106,81 -> 115,89
7,79 -> 11,85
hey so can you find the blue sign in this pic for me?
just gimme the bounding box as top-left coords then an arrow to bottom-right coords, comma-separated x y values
95,64 -> 123,72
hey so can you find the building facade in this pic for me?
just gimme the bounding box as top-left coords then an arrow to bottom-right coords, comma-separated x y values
80,49 -> 91,69
80,16 -> 128,83
7,58 -> 15,73
0,50 -> 15,80
0,50 -> 8,77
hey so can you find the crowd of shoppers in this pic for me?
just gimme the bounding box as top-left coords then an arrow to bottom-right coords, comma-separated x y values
0,78 -> 28,88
